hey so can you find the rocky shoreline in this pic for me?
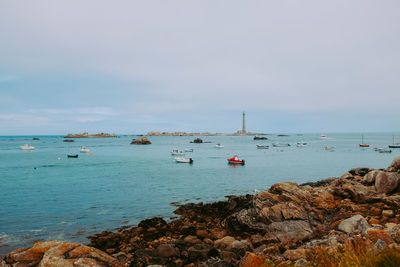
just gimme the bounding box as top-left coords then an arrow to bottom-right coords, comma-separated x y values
3,158 -> 400,266
64,132 -> 117,138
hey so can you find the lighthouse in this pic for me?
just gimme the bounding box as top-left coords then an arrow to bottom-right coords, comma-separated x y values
242,112 -> 246,135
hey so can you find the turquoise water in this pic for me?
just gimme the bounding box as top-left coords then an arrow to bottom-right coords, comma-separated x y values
0,133 -> 398,254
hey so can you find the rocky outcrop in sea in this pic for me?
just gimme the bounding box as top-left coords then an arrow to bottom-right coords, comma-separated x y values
130,137 -> 152,145
3,158 -> 400,266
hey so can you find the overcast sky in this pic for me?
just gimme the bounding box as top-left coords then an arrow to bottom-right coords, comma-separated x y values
1,0 -> 399,135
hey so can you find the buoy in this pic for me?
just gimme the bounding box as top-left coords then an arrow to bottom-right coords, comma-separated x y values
90,152 -> 93,155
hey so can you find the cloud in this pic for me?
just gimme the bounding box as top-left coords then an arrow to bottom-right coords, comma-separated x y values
28,107 -> 118,116
67,117 -> 106,123
0,0 -> 400,133
0,113 -> 49,125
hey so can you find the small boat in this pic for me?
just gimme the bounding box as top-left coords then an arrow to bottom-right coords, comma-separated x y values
171,149 -> 185,156
63,139 -> 74,142
325,146 -> 335,151
80,146 -> 90,153
20,144 -> 35,150
175,157 -> 193,163
185,148 -> 194,152
32,137 -> 40,140
256,144 -> 269,149
215,143 -> 224,148
388,135 -> 400,148
272,142 -> 290,147
379,148 -> 392,153
359,135 -> 369,147
296,141 -> 308,147
320,134 -> 327,139
67,154 -> 79,158
253,136 -> 268,140
227,155 -> 245,165
374,147 -> 384,151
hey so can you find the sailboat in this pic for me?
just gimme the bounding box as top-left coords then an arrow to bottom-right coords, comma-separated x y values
359,135 -> 369,147
20,144 -> 35,150
389,134 -> 400,148
67,143 -> 78,158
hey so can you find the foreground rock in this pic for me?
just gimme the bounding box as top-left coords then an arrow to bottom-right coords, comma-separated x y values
130,137 -> 151,145
4,157 -> 400,266
4,241 -> 120,266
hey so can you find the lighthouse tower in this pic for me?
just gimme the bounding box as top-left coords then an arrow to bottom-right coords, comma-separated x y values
242,112 -> 246,135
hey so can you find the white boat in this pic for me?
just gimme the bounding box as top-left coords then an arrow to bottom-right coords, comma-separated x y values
374,147 -> 384,151
272,142 -> 290,147
325,146 -> 335,151
185,148 -> 194,152
20,144 -> 35,150
175,157 -> 193,163
80,146 -> 90,153
171,149 -> 185,156
321,134 -> 327,139
215,143 -> 224,148
296,141 -> 308,147
256,144 -> 269,149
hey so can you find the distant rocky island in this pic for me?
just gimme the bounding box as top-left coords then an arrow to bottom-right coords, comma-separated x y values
146,131 -> 266,136
130,137 -> 151,145
64,132 -> 117,138
4,158 -> 400,266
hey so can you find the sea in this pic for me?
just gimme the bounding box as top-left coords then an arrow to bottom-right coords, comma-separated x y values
0,133 -> 398,255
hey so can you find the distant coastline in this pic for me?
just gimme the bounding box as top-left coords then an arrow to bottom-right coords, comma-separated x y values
146,131 -> 266,136
64,132 -> 117,138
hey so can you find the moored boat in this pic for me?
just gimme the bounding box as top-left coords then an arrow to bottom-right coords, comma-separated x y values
296,141 -> 308,147
80,146 -> 90,153
171,149 -> 185,156
215,143 -> 224,148
20,144 -> 35,150
256,144 -> 269,149
389,144 -> 400,148
253,136 -> 268,140
175,157 -> 193,163
359,135 -> 369,147
185,148 -> 194,152
227,155 -> 245,165
320,134 -> 327,139
325,146 -> 335,151
379,148 -> 392,153
272,142 -> 290,147
389,135 -> 400,148
67,154 -> 79,158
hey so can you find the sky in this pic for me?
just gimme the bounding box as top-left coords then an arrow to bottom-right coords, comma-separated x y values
0,0 -> 399,135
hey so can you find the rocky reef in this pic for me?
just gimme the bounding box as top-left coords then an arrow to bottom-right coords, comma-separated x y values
130,137 -> 152,145
3,158 -> 400,266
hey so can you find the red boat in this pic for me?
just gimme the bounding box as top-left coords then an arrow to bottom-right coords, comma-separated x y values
227,155 -> 245,165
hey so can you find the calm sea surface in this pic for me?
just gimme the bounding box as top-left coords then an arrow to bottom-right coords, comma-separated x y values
0,133 -> 398,254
